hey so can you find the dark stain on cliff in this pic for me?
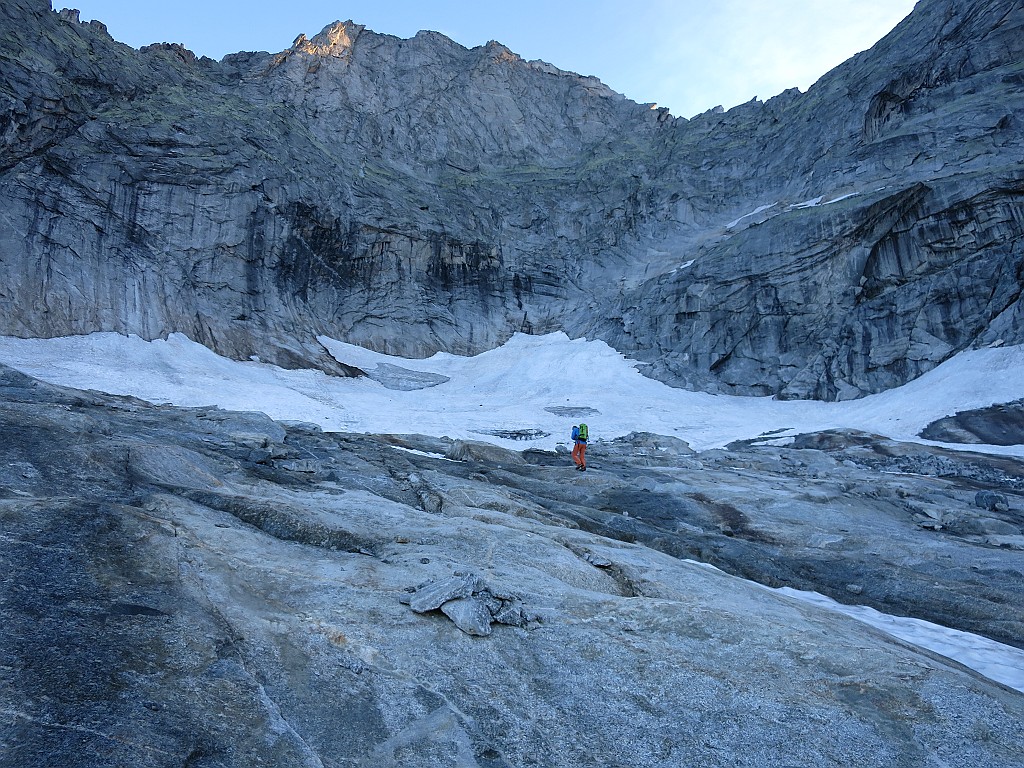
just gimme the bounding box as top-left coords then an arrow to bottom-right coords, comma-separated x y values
426,235 -> 505,300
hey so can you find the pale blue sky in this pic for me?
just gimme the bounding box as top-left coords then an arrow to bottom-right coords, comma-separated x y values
69,1 -> 918,118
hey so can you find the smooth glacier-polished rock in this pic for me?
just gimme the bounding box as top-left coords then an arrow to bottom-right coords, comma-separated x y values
2,365 -> 1024,767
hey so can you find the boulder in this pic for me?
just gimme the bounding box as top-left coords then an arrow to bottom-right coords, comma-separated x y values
976,490 -> 1011,512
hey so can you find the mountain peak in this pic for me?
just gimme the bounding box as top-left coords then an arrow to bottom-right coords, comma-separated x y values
290,20 -> 363,57
482,39 -> 520,63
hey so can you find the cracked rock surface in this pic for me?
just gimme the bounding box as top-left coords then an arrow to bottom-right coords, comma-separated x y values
2,365 -> 1023,767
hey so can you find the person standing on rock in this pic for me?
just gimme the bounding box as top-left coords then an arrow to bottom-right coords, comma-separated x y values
571,423 -> 589,471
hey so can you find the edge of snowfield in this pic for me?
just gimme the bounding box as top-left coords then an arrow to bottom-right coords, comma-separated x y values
0,330 -> 1022,456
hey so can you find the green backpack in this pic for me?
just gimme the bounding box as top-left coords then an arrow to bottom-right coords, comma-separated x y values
578,423 -> 589,441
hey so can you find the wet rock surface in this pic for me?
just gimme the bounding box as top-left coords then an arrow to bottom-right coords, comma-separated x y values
3,365 -> 1023,767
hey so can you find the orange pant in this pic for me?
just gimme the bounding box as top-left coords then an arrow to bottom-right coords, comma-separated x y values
572,441 -> 587,468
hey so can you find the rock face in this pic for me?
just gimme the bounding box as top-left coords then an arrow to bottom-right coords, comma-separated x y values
922,398 -> 1024,444
0,0 -> 1023,399
3,365 -> 1024,767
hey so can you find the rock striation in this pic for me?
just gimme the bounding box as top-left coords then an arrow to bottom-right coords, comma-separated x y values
3,365 -> 1024,767
0,0 -> 1022,399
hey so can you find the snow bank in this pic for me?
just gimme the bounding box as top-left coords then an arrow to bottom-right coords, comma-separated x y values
2,331 -> 1024,456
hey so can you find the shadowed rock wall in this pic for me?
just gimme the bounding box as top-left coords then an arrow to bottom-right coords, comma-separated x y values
1,0 -> 1023,398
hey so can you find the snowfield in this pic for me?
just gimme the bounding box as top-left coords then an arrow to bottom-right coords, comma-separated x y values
2,331 -> 1024,457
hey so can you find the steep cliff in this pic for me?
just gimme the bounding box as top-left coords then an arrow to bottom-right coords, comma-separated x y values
1,0 -> 1022,397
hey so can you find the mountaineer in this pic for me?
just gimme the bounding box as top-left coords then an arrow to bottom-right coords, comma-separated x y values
571,423 -> 589,471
